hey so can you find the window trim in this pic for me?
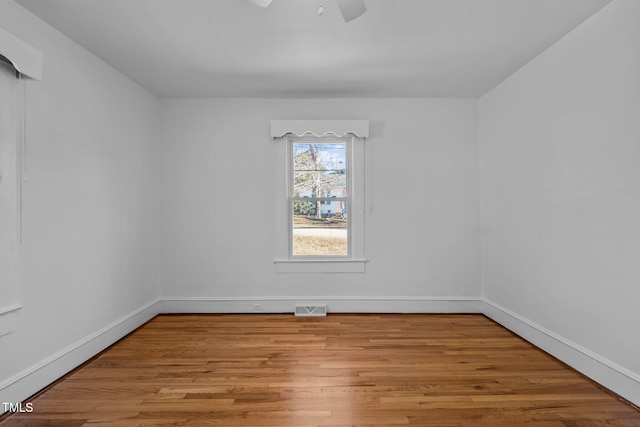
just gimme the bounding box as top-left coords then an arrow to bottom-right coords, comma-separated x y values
289,137 -> 351,259
272,120 -> 368,273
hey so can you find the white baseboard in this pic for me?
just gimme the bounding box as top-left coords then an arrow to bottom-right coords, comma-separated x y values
1,295 -> 478,409
3,296 -> 638,413
483,299 -> 640,407
0,298 -> 161,410
160,296 -> 484,314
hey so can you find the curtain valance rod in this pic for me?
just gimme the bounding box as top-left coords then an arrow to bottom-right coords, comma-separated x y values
0,26 -> 43,80
270,120 -> 369,139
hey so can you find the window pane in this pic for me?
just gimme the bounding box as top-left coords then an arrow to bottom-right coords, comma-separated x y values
292,143 -> 346,197
292,200 -> 348,256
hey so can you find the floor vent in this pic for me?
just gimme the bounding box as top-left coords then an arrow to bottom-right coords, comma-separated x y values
295,304 -> 327,317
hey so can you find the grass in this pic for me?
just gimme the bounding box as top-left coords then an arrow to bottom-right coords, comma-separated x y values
293,214 -> 346,229
293,235 -> 347,256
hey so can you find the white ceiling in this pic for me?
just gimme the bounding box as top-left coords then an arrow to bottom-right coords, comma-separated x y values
16,0 -> 611,98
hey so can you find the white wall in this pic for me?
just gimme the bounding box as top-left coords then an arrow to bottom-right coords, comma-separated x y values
0,1 -> 160,404
480,0 -> 640,404
4,0 -> 638,410
158,98 -> 481,312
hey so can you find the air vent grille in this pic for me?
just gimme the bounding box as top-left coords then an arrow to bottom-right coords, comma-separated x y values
295,304 -> 327,317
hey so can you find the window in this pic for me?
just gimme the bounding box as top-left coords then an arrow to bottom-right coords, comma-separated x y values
272,120 -> 368,273
1,27 -> 42,315
291,139 -> 349,257
0,59 -> 23,251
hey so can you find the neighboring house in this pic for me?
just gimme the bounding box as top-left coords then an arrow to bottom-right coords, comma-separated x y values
320,198 -> 345,218
297,187 -> 347,219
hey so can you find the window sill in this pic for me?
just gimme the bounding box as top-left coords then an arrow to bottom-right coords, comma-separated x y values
274,259 -> 367,273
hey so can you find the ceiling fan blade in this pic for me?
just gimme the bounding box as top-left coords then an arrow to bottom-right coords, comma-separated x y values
336,0 -> 366,22
248,0 -> 273,7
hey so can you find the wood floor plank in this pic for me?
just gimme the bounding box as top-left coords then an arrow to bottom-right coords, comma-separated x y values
1,314 -> 638,426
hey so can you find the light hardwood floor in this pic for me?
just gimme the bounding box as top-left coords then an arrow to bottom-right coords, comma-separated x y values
1,314 -> 639,426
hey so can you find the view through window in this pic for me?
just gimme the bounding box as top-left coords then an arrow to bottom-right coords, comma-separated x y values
291,140 -> 349,256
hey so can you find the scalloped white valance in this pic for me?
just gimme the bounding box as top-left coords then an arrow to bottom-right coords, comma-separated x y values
0,26 -> 43,80
270,120 -> 369,138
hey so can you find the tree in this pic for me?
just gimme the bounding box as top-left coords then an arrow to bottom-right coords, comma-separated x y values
293,143 -> 345,219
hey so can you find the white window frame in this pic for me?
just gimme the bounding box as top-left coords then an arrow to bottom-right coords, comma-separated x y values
0,25 -> 40,320
288,136 -> 352,259
272,120 -> 367,273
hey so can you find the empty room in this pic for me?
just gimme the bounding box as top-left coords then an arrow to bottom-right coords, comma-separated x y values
1,0 -> 639,425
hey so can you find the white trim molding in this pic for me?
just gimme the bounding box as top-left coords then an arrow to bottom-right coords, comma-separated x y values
274,132 -> 367,272
0,304 -> 22,316
0,26 -> 43,80
3,297 -> 639,410
483,299 -> 640,407
0,298 -> 161,409
161,296 -> 483,314
270,120 -> 369,138
0,305 -> 22,338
